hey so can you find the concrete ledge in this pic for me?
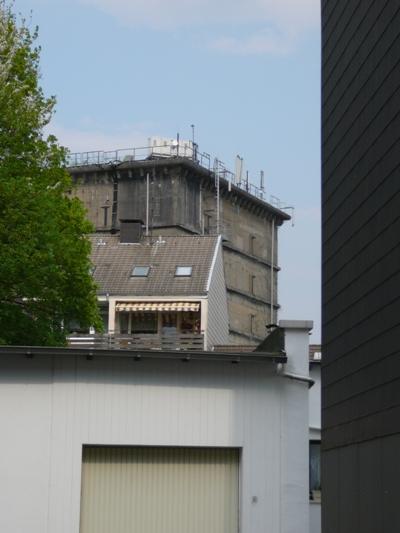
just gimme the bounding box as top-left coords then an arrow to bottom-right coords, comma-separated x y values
279,320 -> 313,330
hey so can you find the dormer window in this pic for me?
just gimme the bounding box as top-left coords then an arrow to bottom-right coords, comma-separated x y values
131,266 -> 150,277
175,266 -> 192,277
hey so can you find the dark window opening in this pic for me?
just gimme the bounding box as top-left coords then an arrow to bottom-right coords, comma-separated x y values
309,441 -> 321,500
250,274 -> 256,295
101,205 -> 110,227
162,312 -> 177,336
250,314 -> 256,336
131,313 -> 158,334
249,235 -> 256,255
181,312 -> 201,334
204,213 -> 212,234
119,312 -> 129,334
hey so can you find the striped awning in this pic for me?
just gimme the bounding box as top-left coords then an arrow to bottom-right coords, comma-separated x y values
116,302 -> 200,312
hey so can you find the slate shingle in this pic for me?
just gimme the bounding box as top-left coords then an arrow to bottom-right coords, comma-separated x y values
90,234 -> 218,297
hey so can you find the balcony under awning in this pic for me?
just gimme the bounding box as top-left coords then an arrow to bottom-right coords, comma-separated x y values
115,302 -> 200,312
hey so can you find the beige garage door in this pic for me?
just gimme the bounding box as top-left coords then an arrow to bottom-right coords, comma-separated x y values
80,446 -> 239,533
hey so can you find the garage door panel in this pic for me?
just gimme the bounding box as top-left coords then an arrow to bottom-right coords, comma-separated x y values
80,446 -> 239,533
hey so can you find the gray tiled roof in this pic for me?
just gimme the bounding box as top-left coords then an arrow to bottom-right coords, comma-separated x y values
90,234 -> 219,297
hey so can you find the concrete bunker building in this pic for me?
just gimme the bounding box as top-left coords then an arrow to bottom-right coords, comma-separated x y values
68,140 -> 291,345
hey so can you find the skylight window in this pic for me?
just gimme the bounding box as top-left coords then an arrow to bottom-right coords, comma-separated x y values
131,266 -> 150,277
175,266 -> 192,277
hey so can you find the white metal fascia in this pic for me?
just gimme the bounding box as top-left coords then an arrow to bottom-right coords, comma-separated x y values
107,296 -> 207,303
206,235 -> 222,293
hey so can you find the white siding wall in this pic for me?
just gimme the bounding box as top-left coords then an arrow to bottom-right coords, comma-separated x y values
0,327 -> 310,533
206,238 -> 229,348
309,364 -> 321,441
310,503 -> 321,533
309,364 -> 321,533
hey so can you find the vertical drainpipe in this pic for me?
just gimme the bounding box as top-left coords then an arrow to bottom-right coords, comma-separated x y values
199,184 -> 203,234
110,165 -> 119,233
146,172 -> 150,236
270,217 -> 275,324
216,174 -> 220,234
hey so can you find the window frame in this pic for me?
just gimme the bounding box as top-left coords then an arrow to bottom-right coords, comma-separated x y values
175,266 -> 193,277
131,266 -> 151,277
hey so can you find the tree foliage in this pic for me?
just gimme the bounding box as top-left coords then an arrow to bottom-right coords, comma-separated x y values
0,2 -> 102,345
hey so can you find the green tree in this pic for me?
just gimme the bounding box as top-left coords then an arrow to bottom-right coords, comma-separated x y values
0,2 -> 102,345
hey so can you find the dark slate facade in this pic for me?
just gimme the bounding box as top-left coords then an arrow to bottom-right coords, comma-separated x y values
322,2 -> 400,532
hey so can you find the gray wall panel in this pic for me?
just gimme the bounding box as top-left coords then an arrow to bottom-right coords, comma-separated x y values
322,436 -> 399,533
337,446 -> 358,533
322,0 -> 400,530
321,450 -> 339,533
358,440 -> 382,533
382,434 -> 400,532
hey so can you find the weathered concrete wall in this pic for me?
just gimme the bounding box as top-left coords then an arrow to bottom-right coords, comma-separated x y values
223,246 -> 278,343
197,186 -> 279,343
207,191 -> 277,265
70,162 -> 284,345
223,248 -> 271,300
227,291 -> 275,342
72,166 -> 201,233
71,171 -> 114,230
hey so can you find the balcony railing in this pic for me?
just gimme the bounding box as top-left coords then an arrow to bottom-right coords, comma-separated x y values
68,333 -> 205,351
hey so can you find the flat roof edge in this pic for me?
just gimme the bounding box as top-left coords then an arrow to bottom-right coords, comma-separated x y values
0,345 -> 287,363
68,158 -> 291,222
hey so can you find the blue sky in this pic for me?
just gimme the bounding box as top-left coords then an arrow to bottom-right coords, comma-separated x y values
15,0 -> 321,341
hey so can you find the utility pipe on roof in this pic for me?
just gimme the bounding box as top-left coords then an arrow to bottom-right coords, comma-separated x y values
110,165 -> 119,233
199,184 -> 203,235
270,217 -> 275,324
146,172 -> 150,236
275,364 -> 315,388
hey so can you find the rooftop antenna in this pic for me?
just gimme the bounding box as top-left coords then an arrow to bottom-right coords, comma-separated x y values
234,155 -> 243,185
146,172 -> 150,236
213,158 -> 220,234
280,206 -> 295,227
190,124 -> 195,160
150,166 -> 156,241
260,170 -> 265,198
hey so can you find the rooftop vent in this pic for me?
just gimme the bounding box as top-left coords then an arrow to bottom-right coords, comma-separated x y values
120,219 -> 143,244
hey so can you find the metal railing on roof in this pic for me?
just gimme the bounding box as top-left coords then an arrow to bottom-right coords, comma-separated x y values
67,142 -> 270,202
67,143 -> 210,169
